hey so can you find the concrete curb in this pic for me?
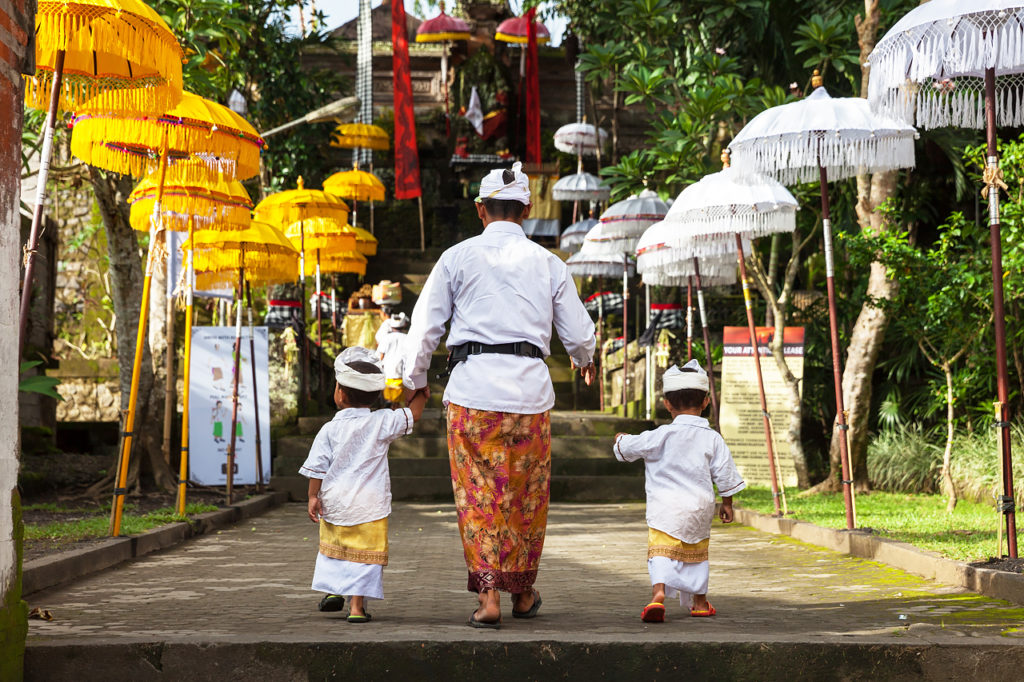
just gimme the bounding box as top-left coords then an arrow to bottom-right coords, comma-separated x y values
733,506 -> 1024,606
23,490 -> 289,596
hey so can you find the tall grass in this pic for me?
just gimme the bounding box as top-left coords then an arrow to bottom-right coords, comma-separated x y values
867,423 -> 1024,504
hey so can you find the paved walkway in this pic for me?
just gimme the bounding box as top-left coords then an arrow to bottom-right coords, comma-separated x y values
26,503 -> 1024,646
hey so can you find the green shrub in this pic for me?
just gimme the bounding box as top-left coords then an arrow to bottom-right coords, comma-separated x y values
867,424 -> 942,493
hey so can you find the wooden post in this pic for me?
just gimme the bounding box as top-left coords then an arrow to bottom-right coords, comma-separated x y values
418,195 -> 426,251
175,217 -> 194,516
226,257 -> 244,505
246,281 -> 264,492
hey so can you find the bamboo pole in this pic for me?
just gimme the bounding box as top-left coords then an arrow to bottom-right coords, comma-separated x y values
692,258 -> 719,426
20,50 -> 65,358
597,290 -> 605,412
246,281 -> 264,492
687,276 -> 694,362
299,221 -> 309,414
175,217 -> 195,516
111,130 -> 169,536
985,68 -> 1018,557
226,254 -> 245,505
316,248 -> 324,407
735,233 -> 782,517
622,253 -> 629,411
818,152 -> 856,530
645,284 -> 652,420
418,195 -> 426,251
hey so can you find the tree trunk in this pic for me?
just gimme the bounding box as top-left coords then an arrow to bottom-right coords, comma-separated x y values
87,167 -> 174,494
941,363 -> 958,513
145,231 -> 175,491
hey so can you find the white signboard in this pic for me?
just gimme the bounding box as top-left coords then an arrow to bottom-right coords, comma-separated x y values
189,326 -> 272,485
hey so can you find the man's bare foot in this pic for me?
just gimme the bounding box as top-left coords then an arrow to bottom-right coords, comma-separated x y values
349,595 -> 365,617
512,590 -> 536,613
651,583 -> 666,605
473,589 -> 501,623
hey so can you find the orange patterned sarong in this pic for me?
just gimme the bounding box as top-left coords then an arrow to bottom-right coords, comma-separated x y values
446,403 -> 551,593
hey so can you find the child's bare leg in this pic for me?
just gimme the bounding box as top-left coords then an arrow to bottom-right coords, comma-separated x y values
651,582 -> 666,604
474,588 -> 501,622
692,593 -> 709,610
349,595 -> 365,617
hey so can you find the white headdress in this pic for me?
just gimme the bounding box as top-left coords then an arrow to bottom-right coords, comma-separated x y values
334,346 -> 386,392
386,312 -> 410,329
477,161 -> 531,205
663,358 -> 709,393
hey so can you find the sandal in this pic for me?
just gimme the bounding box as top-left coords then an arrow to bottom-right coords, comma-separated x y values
347,612 -> 373,623
468,611 -> 501,629
318,595 -> 345,612
690,602 -> 716,617
512,590 -> 542,619
641,602 -> 666,623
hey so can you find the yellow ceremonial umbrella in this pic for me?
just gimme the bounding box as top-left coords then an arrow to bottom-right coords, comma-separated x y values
253,179 -> 351,412
323,168 -> 386,231
192,221 -> 298,504
330,122 -> 390,151
71,91 -> 264,536
351,225 -> 379,257
20,0 -> 184,359
127,170 -> 254,515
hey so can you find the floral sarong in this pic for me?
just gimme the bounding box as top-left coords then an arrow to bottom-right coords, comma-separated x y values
446,403 -> 551,593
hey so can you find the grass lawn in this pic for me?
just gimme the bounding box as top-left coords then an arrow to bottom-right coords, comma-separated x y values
737,486 -> 1007,563
25,503 -> 220,543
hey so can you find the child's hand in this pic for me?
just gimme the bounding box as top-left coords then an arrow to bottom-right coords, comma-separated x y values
615,432 -> 626,441
308,497 -> 322,523
718,502 -> 734,524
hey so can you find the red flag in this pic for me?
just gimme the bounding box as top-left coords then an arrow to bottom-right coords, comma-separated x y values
392,0 -> 422,199
525,7 -> 541,164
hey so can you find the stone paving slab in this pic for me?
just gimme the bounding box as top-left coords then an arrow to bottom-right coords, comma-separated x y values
26,503 -> 1024,647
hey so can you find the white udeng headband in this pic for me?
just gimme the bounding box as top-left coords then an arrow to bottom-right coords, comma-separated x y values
477,161 -> 531,204
335,346 -> 386,391
663,359 -> 709,393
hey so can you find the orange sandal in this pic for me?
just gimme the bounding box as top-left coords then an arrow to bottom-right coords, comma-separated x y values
690,602 -> 716,617
641,602 -> 666,623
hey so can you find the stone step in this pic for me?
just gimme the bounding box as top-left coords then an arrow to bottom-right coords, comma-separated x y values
297,409 -> 652,437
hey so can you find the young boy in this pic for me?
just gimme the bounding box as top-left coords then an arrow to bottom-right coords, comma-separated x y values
613,359 -> 745,623
300,346 -> 428,622
377,312 -> 410,406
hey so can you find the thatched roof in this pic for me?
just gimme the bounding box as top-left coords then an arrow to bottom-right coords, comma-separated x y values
331,0 -> 422,42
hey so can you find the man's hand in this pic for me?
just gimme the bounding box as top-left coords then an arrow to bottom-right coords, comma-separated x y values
308,497 -> 323,523
579,362 -> 596,386
718,501 -> 734,524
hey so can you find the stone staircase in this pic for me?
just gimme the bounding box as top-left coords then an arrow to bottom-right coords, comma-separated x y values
272,248 -> 650,502
272,408 -> 653,502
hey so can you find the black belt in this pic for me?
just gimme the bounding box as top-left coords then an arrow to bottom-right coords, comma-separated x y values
446,341 -> 545,375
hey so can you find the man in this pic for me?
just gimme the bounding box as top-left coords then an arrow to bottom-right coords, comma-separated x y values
404,162 -> 596,628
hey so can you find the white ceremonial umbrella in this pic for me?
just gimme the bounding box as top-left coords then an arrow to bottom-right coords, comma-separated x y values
655,156 -> 801,514
566,250 -> 636,278
599,189 -> 670,239
869,0 -> 1022,556
730,74 -> 917,526
552,171 -> 611,201
560,217 -> 598,253
554,122 -> 609,156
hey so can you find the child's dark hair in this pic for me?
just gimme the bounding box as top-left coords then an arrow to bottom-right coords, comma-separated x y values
339,361 -> 383,407
664,367 -> 707,411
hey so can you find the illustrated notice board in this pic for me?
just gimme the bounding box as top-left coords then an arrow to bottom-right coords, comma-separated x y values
718,326 -> 804,488
189,326 -> 272,485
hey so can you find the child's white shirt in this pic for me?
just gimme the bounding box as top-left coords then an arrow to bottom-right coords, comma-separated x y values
377,331 -> 408,381
299,407 -> 414,526
614,414 -> 745,544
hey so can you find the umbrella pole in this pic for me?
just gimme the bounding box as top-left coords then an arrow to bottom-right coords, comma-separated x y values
19,49 -> 65,358
110,131 -> 169,536
693,258 -> 719,427
175,217 -> 195,516
818,159 -> 856,531
246,281 -> 264,493
645,284 -> 651,420
735,234 -> 782,516
687,276 -> 694,362
226,259 -> 245,506
622,253 -> 629,412
316,249 -> 324,408
597,289 -> 605,412
299,221 -> 309,415
985,67 -> 1018,557
418,195 -> 426,251
442,42 -> 451,137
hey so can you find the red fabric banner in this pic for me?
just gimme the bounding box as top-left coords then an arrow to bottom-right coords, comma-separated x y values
392,0 -> 422,199
525,7 -> 541,164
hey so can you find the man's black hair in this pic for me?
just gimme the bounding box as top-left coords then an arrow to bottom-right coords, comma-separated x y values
481,198 -> 528,221
664,367 -> 707,411
339,360 -> 383,407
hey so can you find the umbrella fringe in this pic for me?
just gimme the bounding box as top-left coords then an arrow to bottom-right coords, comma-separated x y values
731,133 -> 916,184
663,209 -> 797,242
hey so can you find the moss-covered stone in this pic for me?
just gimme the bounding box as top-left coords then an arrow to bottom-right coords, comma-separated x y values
1,489 -> 28,679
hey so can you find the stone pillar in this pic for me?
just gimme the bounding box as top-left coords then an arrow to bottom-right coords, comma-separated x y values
1,0 -> 34,676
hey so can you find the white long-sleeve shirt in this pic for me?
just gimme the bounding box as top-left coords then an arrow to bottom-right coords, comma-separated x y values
298,407 -> 414,526
614,414 -> 746,544
402,221 -> 596,414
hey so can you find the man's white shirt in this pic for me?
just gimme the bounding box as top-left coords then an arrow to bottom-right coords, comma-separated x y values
614,414 -> 746,544
403,220 -> 596,414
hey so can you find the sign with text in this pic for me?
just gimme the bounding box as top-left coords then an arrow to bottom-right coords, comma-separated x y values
719,326 -> 804,488
189,326 -> 272,486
